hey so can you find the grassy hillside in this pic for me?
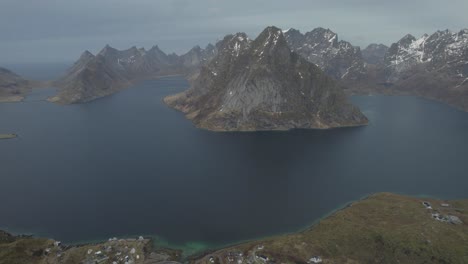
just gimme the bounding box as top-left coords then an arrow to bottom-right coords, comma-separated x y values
194,193 -> 468,264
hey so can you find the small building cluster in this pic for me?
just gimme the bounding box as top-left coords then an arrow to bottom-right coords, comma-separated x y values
22,234 -> 166,264
209,251 -> 245,264
79,236 -> 147,264
206,245 -> 326,264
422,201 -> 463,225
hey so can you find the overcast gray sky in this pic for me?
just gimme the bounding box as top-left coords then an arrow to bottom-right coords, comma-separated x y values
1,0 -> 467,64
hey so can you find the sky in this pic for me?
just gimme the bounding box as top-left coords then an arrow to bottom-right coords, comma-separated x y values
1,0 -> 467,64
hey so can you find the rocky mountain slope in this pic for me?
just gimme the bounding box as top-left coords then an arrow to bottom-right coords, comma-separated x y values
362,43 -> 389,64
0,67 -> 32,102
348,29 -> 468,111
164,26 -> 368,131
283,28 -> 367,81
51,44 -> 216,104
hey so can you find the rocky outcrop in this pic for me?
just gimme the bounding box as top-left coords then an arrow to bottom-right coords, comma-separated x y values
0,67 -> 32,102
283,27 -> 367,81
164,26 -> 368,131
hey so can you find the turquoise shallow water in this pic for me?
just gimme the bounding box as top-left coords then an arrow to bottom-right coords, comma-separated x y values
1,73 -> 468,247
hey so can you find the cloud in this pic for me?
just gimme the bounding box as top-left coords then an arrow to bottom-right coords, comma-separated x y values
0,0 -> 467,63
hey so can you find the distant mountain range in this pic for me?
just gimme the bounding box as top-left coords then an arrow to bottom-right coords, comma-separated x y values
362,43 -> 389,65
282,27 -> 468,111
50,44 -> 216,104
283,28 -> 367,81
164,26 -> 368,131
355,29 -> 468,111
3,25 -> 467,114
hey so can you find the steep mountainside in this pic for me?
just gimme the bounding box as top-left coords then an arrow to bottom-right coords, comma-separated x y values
283,28 -> 366,81
362,43 -> 389,64
360,29 -> 468,111
51,44 -> 216,104
0,67 -> 32,102
164,26 -> 368,131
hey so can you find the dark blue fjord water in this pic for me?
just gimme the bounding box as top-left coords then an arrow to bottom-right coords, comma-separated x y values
1,75 -> 468,249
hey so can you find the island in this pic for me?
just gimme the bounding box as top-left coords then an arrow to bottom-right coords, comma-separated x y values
0,134 -> 17,140
1,193 -> 466,264
164,26 -> 368,131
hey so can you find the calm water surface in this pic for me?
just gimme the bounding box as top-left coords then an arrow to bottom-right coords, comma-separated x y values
1,74 -> 468,248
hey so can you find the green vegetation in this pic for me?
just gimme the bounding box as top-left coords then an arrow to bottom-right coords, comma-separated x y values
0,232 -> 52,264
196,193 -> 468,264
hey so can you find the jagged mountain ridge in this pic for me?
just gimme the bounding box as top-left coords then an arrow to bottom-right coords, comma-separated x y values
52,26 -> 468,112
52,43 -> 217,104
370,28 -> 468,111
384,29 -> 468,83
164,26 -> 368,131
283,27 -> 366,81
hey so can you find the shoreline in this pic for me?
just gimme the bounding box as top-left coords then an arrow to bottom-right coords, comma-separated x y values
1,192 -> 466,263
0,191 -> 458,257
163,94 -> 369,132
0,193 -> 372,258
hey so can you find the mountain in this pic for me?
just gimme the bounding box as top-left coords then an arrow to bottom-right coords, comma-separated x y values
179,44 -> 217,69
362,43 -> 389,64
179,44 -> 218,82
51,44 -> 216,104
283,27 -> 367,81
380,29 -> 468,110
0,67 -> 31,102
164,26 -> 368,131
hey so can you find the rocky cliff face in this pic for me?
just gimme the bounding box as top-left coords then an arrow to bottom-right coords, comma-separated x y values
362,44 -> 388,65
378,29 -> 468,110
384,30 -> 468,83
52,44 -> 216,104
0,67 -> 31,102
164,26 -> 368,131
283,28 -> 367,81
